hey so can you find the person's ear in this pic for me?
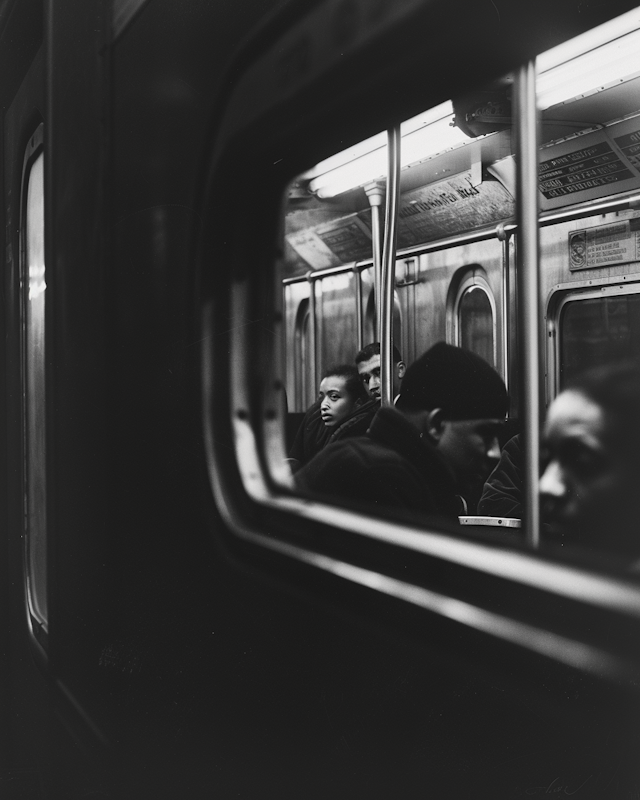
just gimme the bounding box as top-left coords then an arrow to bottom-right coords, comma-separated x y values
355,396 -> 363,407
397,361 -> 406,379
426,408 -> 445,442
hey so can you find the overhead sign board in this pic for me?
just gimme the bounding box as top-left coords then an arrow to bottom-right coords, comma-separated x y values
539,141 -> 633,200
539,122 -> 640,212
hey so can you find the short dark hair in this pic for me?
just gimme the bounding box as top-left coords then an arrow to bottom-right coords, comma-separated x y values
321,364 -> 368,403
355,341 -> 403,366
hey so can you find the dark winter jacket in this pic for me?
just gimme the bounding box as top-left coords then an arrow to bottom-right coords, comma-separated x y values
477,434 -> 523,518
288,398 -> 379,472
296,406 -> 460,521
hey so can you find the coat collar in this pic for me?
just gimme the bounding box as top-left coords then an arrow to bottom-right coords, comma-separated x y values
368,406 -> 457,492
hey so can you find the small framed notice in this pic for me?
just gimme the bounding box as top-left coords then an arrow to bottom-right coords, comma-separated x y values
569,219 -> 640,271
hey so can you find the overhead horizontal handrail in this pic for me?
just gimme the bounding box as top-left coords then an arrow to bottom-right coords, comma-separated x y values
282,262 -> 359,285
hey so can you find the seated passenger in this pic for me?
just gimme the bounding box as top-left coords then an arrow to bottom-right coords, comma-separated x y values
478,433 -> 523,518
288,364 -> 374,471
540,362 -> 640,561
296,343 -> 507,522
355,341 -> 406,402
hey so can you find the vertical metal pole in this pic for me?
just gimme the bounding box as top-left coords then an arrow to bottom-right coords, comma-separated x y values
380,126 -> 401,407
365,182 -> 385,333
498,225 -> 510,397
515,61 -> 541,549
355,267 -> 364,352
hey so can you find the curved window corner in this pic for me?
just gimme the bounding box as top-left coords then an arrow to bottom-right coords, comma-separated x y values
20,123 -> 48,654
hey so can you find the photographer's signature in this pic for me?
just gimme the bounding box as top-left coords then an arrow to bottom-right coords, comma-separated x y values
524,773 -> 639,799
525,776 -> 592,796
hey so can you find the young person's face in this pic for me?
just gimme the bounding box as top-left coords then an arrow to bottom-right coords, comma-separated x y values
357,355 -> 405,399
318,376 -> 358,428
539,390 -> 633,547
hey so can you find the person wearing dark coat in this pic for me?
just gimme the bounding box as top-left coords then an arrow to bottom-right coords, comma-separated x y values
297,403 -> 461,520
288,364 -> 375,471
478,433 -> 523,518
296,342 -> 508,521
288,400 -> 331,469
288,397 -> 379,471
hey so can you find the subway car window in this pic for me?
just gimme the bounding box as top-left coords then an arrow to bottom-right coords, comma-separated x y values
195,2 -> 640,700
293,298 -> 313,410
459,287 -> 495,365
455,278 -> 496,367
214,5 -> 640,580
21,135 -> 48,642
558,290 -> 640,389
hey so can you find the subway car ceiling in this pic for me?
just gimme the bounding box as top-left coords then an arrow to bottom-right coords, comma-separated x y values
284,17 -> 640,276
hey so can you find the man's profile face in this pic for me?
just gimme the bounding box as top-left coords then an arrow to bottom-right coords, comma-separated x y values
539,390 -> 632,546
357,354 -> 405,399
437,418 -> 503,494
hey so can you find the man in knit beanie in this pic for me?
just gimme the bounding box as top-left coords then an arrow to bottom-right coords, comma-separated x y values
296,342 -> 507,521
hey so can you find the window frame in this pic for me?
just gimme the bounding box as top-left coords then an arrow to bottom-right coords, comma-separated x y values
546,272 -> 640,402
203,243 -> 640,681
200,0 -> 640,684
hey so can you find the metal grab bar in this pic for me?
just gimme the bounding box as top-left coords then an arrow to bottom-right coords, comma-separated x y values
366,181 -> 385,336
380,126 -> 401,407
515,60 -> 542,550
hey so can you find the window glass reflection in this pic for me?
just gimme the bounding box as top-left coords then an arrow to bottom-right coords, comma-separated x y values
560,294 -> 640,390
24,150 -> 47,631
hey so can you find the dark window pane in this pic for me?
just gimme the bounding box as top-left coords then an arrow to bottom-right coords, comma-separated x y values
459,286 -> 494,367
560,294 -> 640,388
294,301 -> 314,409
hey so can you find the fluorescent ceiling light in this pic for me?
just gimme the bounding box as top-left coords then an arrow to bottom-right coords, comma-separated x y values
537,8 -> 640,109
305,8 -> 640,198
307,101 -> 470,198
